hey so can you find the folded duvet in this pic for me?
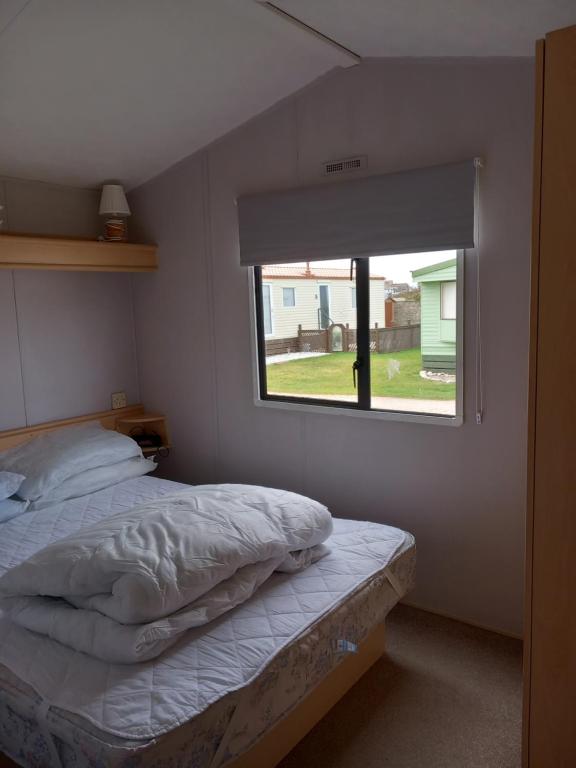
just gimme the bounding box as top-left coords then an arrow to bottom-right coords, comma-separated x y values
0,484 -> 332,663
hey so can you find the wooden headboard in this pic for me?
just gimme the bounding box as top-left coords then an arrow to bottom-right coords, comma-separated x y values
0,405 -> 145,453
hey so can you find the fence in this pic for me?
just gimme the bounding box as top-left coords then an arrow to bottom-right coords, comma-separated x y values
265,323 -> 420,357
375,324 -> 420,353
386,298 -> 421,327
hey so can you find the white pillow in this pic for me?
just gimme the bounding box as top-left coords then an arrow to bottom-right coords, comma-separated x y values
0,422 -> 142,501
0,498 -> 29,524
31,456 -> 157,510
0,471 -> 25,501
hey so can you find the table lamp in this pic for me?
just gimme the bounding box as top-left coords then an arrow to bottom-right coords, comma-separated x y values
99,184 -> 131,241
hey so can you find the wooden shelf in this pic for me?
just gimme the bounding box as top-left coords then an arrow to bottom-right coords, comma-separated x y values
115,414 -> 165,424
141,445 -> 171,455
116,412 -> 171,456
0,232 -> 157,272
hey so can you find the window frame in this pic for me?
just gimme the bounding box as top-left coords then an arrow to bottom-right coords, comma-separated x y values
251,251 -> 464,426
440,280 -> 457,320
254,267 -> 360,412
317,283 -> 331,330
261,282 -> 274,337
282,286 -> 296,308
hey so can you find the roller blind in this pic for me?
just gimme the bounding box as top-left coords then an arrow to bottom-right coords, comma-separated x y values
238,160 -> 476,266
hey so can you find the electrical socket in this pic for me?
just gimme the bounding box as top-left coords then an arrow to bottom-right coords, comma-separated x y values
111,391 -> 127,410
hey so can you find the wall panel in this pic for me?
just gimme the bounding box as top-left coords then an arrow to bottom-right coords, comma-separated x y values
130,58 -> 534,635
0,177 -> 140,429
129,155 -> 219,484
206,100 -> 306,491
14,271 -> 139,424
0,272 -> 26,430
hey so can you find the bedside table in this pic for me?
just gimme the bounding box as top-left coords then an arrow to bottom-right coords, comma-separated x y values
115,413 -> 171,458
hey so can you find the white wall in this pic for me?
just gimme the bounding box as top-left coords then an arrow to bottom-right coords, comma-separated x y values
264,278 -> 386,340
0,177 -> 140,429
265,279 -> 321,340
130,58 -> 534,636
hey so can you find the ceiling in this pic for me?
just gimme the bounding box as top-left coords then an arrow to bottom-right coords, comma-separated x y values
0,0 -> 350,189
276,0 -> 576,57
0,0 -> 573,191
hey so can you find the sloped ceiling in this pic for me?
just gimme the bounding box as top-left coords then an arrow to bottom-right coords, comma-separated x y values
0,0 -> 573,190
276,0 -> 576,57
0,0 -> 351,189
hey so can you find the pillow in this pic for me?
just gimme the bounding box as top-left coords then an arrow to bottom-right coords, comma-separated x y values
31,456 -> 157,510
0,422 -> 142,501
0,498 -> 29,524
0,471 -> 25,501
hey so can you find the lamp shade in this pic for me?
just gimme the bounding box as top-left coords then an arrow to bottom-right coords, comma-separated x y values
99,184 -> 131,217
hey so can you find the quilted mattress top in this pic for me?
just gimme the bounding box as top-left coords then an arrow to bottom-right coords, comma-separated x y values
0,476 -> 414,740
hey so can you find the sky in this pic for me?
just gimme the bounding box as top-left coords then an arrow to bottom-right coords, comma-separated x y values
365,250 -> 456,284
289,251 -> 456,286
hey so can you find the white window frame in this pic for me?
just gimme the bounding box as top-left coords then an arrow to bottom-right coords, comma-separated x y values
262,282 -> 274,337
441,280 -> 457,320
282,286 -> 296,308
249,252 -> 464,427
351,286 -> 357,309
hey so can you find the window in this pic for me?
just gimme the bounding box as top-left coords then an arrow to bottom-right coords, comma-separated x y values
242,160 -> 475,423
282,287 -> 296,307
441,281 -> 456,320
254,252 -> 461,419
262,283 -> 273,336
318,285 -> 330,329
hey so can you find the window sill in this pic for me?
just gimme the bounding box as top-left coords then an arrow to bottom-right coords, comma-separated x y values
254,396 -> 463,426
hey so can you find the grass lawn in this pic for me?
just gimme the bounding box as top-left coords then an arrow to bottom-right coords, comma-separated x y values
266,348 -> 455,400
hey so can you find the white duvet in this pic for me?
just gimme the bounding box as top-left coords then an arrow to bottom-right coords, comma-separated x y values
0,484 -> 332,663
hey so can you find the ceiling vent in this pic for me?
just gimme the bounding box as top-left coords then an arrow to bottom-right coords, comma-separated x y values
323,156 -> 367,176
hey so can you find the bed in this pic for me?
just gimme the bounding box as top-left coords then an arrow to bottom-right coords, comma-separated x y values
0,408 -> 416,768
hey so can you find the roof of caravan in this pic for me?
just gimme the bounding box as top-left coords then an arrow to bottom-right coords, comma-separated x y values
262,266 -> 386,280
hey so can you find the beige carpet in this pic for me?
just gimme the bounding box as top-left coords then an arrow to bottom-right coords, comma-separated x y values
278,605 -> 522,768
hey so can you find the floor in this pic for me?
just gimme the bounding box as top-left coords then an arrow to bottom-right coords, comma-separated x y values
278,605 -> 522,768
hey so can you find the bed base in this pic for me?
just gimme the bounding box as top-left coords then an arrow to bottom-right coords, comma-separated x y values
0,623 -> 386,768
227,621 -> 386,768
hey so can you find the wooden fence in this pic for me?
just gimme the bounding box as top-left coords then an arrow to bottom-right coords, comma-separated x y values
265,323 -> 420,357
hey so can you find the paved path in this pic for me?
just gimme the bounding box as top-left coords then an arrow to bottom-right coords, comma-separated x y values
266,352 -> 329,365
269,391 -> 455,416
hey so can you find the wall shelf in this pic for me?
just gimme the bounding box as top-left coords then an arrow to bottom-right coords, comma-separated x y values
0,232 -> 157,272
116,412 -> 171,457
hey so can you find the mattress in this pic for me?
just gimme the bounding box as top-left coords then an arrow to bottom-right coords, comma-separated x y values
0,476 -> 416,768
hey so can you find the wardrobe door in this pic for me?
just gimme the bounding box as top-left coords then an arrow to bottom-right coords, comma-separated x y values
526,23 -> 576,768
